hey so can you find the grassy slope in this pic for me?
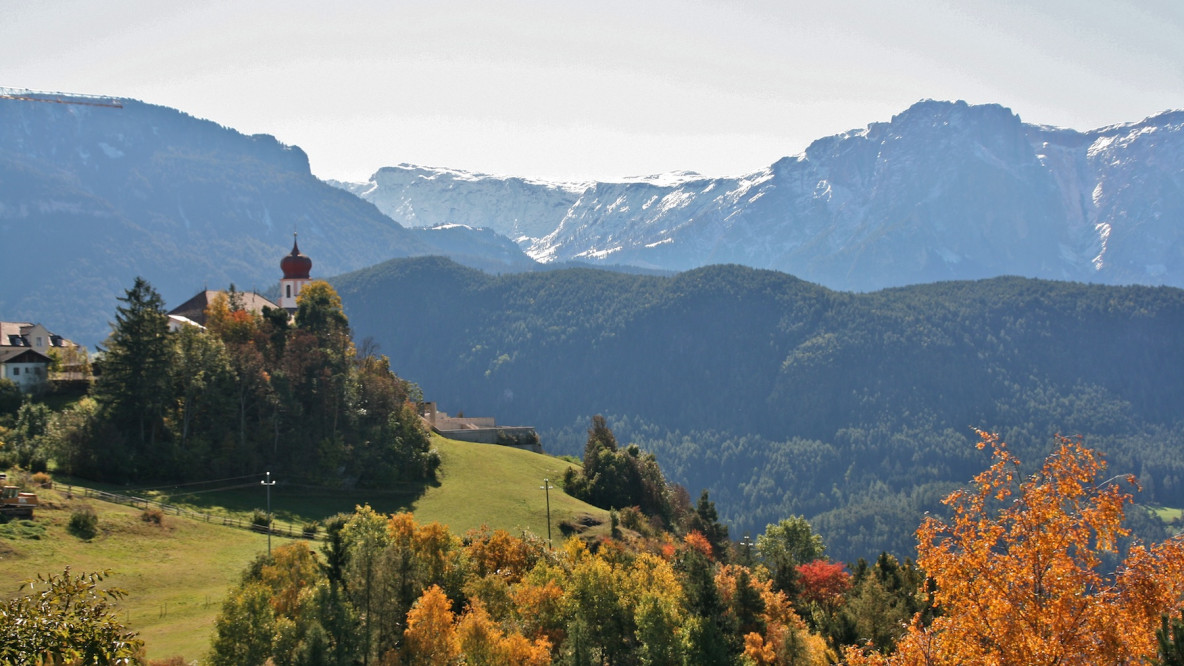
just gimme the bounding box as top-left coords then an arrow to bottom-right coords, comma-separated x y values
0,487 -> 268,661
411,436 -> 606,539
0,436 -> 607,661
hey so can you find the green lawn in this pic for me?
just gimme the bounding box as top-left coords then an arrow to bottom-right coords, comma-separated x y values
69,435 -> 607,539
0,485 -> 270,661
411,436 -> 608,540
1,436 -> 607,660
1148,505 -> 1183,524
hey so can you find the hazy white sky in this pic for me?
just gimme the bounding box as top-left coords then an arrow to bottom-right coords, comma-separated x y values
3,0 -> 1181,182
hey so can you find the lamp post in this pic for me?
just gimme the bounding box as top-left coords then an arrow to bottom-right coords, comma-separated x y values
740,534 -> 754,566
539,478 -> 553,548
261,471 -> 276,555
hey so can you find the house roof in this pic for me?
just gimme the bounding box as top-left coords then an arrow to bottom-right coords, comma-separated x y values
0,321 -> 33,345
168,290 -> 281,326
0,321 -> 75,349
0,348 -> 50,365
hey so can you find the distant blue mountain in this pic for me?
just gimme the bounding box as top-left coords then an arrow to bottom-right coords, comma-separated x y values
0,97 -> 533,346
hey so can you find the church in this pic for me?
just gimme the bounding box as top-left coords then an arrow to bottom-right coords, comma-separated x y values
168,235 -> 312,329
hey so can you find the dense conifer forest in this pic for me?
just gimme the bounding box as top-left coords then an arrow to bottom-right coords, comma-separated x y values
335,257 -> 1184,561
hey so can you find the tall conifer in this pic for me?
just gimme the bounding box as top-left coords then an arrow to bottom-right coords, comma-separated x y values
93,276 -> 172,478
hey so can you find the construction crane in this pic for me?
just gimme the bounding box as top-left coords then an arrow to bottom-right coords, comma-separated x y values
0,86 -> 122,108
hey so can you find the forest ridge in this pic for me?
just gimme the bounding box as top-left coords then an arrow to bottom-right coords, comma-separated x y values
334,257 -> 1184,561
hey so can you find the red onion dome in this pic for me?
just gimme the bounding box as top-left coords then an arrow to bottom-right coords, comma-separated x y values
281,236 -> 312,279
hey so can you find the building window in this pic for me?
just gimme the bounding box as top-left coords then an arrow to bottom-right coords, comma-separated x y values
35,336 -> 43,347
12,367 -> 18,376
286,284 -> 292,298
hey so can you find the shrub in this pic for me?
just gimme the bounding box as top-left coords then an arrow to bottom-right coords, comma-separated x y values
302,521 -> 319,539
618,505 -> 651,536
141,507 -> 165,526
251,510 -> 271,530
30,472 -> 51,488
68,505 -> 99,539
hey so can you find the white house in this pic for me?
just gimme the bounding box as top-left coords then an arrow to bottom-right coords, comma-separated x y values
1,321 -> 75,355
0,321 -> 85,386
0,347 -> 50,392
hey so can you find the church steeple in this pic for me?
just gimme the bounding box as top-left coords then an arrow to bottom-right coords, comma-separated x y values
279,233 -> 312,311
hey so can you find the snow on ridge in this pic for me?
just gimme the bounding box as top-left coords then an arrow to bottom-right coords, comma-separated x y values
426,223 -> 476,231
1087,135 -> 1117,160
577,246 -> 623,260
380,163 -> 590,193
614,170 -> 707,187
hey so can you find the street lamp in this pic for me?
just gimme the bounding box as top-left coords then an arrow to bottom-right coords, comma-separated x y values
539,478 -> 554,548
739,534 -> 754,566
261,471 -> 276,555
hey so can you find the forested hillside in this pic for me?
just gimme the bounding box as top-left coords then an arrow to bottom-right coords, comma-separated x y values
334,257 -> 1184,561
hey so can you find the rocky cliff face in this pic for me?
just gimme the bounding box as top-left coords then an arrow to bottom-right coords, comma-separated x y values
341,101 -> 1184,291
330,164 -> 587,244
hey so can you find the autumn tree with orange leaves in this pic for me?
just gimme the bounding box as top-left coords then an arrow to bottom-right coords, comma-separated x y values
847,431 -> 1184,666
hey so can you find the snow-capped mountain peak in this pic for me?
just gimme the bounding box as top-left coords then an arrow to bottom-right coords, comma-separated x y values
335,100 -> 1184,290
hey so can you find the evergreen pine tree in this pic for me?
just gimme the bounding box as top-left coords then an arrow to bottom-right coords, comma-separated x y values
93,277 -> 173,479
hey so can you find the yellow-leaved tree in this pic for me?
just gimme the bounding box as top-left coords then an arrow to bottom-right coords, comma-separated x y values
848,431 -> 1184,666
401,584 -> 459,665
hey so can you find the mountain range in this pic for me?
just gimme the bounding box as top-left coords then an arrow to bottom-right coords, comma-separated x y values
4,91 -> 1183,559
0,97 -> 534,347
337,100 -> 1184,291
5,95 -> 1184,346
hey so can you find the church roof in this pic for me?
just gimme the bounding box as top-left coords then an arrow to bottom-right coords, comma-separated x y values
168,290 -> 280,327
281,236 -> 312,280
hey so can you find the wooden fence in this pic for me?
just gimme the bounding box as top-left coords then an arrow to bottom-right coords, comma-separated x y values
59,484 -> 320,541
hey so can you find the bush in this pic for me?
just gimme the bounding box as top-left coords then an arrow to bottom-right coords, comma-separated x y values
141,507 -> 165,526
68,505 -> 99,539
251,510 -> 271,530
618,505 -> 651,536
0,378 -> 21,417
30,472 -> 51,488
5,467 -> 29,490
302,521 -> 319,538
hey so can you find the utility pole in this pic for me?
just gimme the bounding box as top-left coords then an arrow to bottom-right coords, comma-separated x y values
261,471 -> 276,555
539,478 -> 554,548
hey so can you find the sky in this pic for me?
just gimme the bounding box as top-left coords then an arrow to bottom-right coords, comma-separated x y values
3,0 -> 1182,183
